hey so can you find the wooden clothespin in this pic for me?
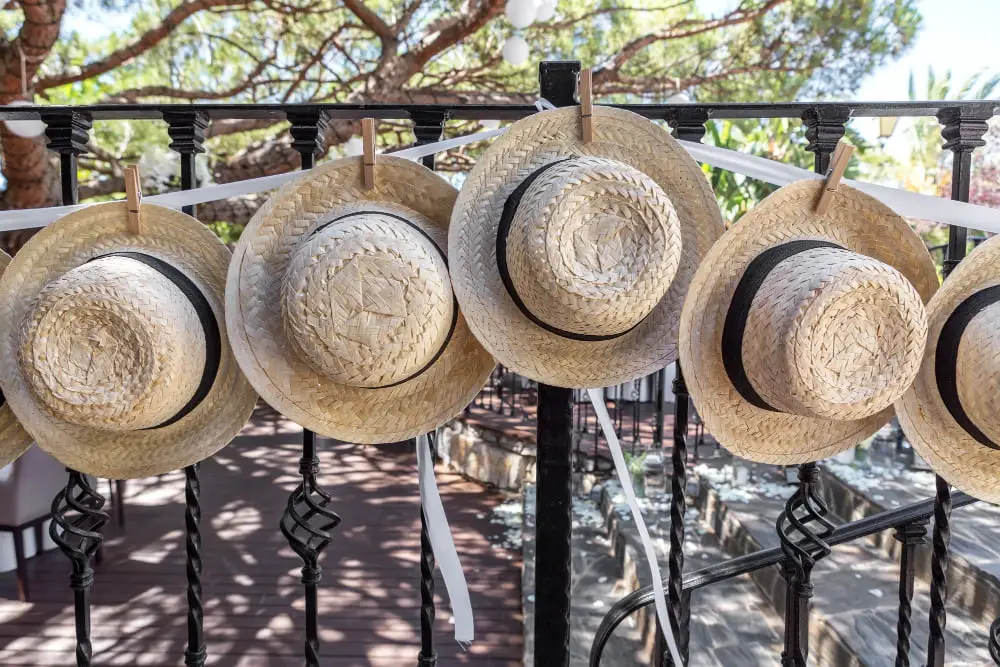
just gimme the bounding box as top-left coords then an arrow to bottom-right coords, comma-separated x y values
362,117 -> 376,190
579,69 -> 593,143
814,140 -> 855,215
124,165 -> 143,234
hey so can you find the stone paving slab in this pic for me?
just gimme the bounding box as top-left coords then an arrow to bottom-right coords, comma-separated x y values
694,458 -> 993,667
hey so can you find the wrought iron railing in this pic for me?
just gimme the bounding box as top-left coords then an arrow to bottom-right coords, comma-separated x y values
3,60 -> 997,667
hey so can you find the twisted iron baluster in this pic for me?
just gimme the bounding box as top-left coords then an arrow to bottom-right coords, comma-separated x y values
50,470 -> 109,667
280,431 -> 341,667
927,475 -> 952,666
893,520 -> 928,667
989,617 -> 1000,663
184,463 -> 207,666
418,504 -> 438,666
777,462 -> 834,667
662,363 -> 691,666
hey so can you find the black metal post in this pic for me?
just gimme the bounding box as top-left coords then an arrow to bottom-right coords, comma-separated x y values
165,109 -> 211,667
926,105 -> 991,667
412,108 -> 448,667
281,110 -> 339,667
893,520 -> 928,667
533,60 -> 580,667
44,111 -> 104,667
654,110 -> 709,667
802,106 -> 851,173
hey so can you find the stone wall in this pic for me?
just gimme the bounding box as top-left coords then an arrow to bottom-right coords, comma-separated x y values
438,417 -> 537,490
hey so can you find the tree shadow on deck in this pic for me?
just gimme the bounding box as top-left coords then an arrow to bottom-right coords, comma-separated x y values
0,404 -> 523,666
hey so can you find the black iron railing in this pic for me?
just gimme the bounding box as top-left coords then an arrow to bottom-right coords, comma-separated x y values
5,60 -> 996,667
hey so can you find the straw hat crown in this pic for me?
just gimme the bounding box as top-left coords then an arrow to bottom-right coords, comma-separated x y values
502,156 -> 682,339
20,255 -> 208,431
737,244 -> 927,421
280,204 -> 455,389
950,296 -> 1000,444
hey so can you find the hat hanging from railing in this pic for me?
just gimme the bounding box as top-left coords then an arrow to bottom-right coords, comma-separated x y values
225,118 -> 495,443
449,70 -> 724,388
896,234 -> 1000,503
225,120 -> 494,645
0,249 -> 34,469
0,166 -> 258,479
679,142 -> 940,464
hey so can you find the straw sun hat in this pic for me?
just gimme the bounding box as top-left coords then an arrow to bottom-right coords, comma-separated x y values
679,180 -> 939,464
0,251 -> 33,469
449,106 -> 725,388
896,236 -> 1000,502
0,202 -> 258,479
226,155 -> 495,443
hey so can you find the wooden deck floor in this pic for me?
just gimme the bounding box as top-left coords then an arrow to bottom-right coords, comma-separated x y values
0,408 -> 523,666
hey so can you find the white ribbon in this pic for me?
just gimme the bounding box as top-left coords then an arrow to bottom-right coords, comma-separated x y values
416,432 -> 474,646
587,388 -> 683,667
681,140 -> 1000,233
0,113 -> 996,235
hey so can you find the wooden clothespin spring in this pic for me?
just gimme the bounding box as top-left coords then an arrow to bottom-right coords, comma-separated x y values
124,165 -> 143,234
579,69 -> 593,143
362,118 -> 376,190
814,140 -> 855,215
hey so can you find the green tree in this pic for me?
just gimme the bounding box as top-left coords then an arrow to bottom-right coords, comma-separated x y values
0,0 -> 921,235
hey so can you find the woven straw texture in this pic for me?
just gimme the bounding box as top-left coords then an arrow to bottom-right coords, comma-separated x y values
679,180 -> 939,464
897,236 -> 1000,503
226,155 -> 495,443
450,106 -> 724,388
0,202 -> 258,479
0,251 -> 33,468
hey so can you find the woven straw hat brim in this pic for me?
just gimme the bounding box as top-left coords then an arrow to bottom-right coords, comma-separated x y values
226,155 -> 495,443
449,106 -> 724,388
896,236 -> 1000,502
0,202 -> 258,479
0,251 -> 33,468
679,180 -> 939,465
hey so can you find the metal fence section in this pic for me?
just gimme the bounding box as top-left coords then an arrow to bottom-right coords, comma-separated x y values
3,60 -> 996,667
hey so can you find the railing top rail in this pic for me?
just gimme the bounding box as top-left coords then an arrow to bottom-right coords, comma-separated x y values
5,99 -> 997,123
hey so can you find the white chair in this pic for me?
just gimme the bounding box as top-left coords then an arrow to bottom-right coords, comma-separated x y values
0,446 -> 67,601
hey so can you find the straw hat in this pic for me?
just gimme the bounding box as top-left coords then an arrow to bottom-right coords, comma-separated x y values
0,251 -> 33,469
679,180 -> 939,464
449,106 -> 724,388
0,202 -> 257,479
226,155 -> 495,443
897,236 -> 1000,502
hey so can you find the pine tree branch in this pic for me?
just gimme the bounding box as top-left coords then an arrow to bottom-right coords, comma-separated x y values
36,0 -> 256,90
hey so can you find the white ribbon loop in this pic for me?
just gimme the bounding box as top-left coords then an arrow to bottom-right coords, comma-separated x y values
587,388 -> 683,667
416,433 -> 474,646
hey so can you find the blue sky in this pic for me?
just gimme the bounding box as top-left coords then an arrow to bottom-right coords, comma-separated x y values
693,0 -> 998,101
856,0 -> 1000,101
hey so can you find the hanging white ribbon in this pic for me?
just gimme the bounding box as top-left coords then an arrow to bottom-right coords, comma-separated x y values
416,432 -> 474,647
0,112 -> 996,234
587,388 -> 683,667
680,140 -> 1000,233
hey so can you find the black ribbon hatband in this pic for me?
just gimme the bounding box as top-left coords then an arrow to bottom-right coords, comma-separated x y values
98,252 -> 222,429
934,284 -> 1000,451
721,239 -> 845,412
